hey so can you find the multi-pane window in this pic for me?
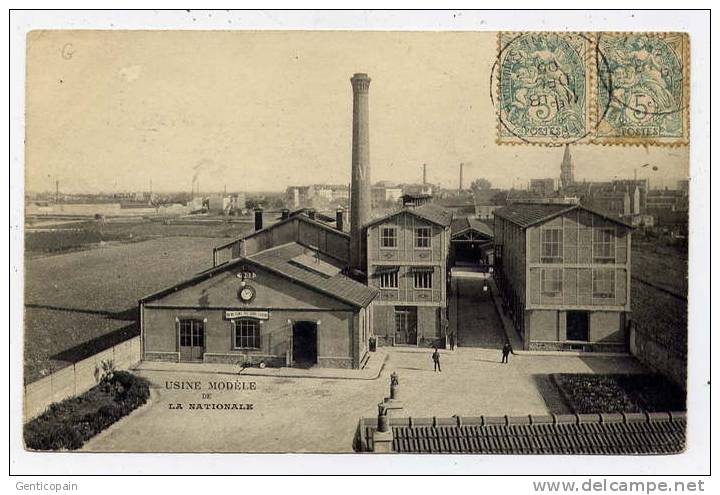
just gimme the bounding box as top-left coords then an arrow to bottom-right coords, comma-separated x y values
379,271 -> 399,289
179,319 -> 204,347
541,228 -> 563,263
593,269 -> 615,299
381,227 -> 397,248
413,270 -> 433,289
593,228 -> 616,263
415,227 -> 431,248
234,319 -> 260,349
541,268 -> 563,295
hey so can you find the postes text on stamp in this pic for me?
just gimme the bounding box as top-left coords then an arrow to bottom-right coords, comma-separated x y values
595,32 -> 689,145
496,32 -> 592,145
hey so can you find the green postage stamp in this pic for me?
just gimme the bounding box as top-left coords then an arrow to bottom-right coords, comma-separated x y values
495,32 -> 689,146
496,32 -> 592,145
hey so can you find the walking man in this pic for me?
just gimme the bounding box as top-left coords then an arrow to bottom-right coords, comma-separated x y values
501,342 -> 512,364
432,347 -> 442,373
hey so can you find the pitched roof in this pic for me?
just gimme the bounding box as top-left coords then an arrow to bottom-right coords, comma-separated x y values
366,203 -> 454,229
141,242 -> 377,308
248,242 -> 378,307
355,412 -> 686,454
451,217 -> 494,238
494,202 -> 634,229
215,212 -> 349,251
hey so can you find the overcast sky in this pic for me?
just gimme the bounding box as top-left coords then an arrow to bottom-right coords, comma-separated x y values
26,30 -> 688,193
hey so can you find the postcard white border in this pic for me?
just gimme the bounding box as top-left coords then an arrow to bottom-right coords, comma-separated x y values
7,8 -> 711,478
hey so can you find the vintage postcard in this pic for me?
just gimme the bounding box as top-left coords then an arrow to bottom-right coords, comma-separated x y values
13,13 -> 705,471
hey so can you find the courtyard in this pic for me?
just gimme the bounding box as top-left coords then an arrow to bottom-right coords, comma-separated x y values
83,345 -> 645,453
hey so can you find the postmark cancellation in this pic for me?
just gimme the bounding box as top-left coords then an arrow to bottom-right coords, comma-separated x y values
495,32 -> 689,146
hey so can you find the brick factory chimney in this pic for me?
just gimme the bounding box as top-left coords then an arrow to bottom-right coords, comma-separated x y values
423,163 -> 427,185
350,73 -> 371,271
254,207 -> 263,231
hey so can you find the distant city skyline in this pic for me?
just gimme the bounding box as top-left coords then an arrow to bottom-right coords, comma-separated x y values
26,31 -> 688,195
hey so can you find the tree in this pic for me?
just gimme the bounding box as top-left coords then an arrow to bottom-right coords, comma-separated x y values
469,178 -> 492,193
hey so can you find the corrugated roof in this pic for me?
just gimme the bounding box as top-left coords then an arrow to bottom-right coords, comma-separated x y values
494,203 -> 633,229
366,203 -> 454,229
355,412 -> 686,454
248,243 -> 378,307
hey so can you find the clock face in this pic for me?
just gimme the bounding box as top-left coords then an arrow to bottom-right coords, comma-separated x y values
238,285 -> 255,302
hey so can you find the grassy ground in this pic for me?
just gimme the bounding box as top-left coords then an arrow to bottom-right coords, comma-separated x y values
24,236 -> 223,384
632,240 -> 688,297
552,373 -> 686,414
25,218 -> 253,255
630,241 -> 688,352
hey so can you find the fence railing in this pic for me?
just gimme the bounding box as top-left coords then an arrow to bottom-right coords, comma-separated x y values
23,336 -> 141,422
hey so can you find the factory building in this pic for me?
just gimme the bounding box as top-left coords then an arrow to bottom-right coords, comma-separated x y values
365,203 -> 453,346
140,70 -> 458,368
141,207 -> 377,368
493,202 -> 633,352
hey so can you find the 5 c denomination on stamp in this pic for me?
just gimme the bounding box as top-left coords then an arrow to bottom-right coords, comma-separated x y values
595,32 -> 689,145
495,32 -> 593,145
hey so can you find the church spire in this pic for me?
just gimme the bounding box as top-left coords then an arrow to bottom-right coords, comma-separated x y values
560,144 -> 575,189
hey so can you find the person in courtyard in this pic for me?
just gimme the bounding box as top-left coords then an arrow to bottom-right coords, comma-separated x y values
432,347 -> 442,372
501,342 -> 512,363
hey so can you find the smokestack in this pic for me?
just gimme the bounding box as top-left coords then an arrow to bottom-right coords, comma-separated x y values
336,207 -> 344,231
55,180 -> 59,204
350,73 -> 371,271
254,207 -> 263,231
307,208 -> 316,221
423,164 -> 427,185
281,208 -> 290,220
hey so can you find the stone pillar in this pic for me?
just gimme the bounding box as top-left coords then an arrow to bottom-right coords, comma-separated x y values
350,73 -> 371,271
373,402 -> 393,453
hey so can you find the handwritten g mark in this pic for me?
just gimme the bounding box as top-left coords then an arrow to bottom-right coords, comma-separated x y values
61,43 -> 75,60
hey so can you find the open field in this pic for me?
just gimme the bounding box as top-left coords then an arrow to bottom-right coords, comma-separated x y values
630,242 -> 687,351
24,237 -> 223,384
25,217 -> 255,255
632,241 -> 688,298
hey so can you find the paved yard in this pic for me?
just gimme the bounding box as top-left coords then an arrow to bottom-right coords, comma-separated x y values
452,276 -> 506,349
83,347 -> 646,453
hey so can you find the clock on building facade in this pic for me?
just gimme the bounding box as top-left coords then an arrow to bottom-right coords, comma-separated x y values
238,284 -> 256,303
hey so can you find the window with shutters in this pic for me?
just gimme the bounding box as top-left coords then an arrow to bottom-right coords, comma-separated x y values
379,271 -> 398,289
413,271 -> 433,289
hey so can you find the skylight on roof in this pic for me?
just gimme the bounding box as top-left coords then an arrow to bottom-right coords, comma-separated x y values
289,253 -> 341,278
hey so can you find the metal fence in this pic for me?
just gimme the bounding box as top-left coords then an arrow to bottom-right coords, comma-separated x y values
23,336 -> 142,422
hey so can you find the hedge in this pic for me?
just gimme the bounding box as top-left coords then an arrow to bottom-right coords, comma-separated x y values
24,370 -> 150,450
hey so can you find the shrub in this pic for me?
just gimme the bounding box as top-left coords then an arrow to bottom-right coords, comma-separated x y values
24,371 -> 150,451
552,373 -> 686,414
